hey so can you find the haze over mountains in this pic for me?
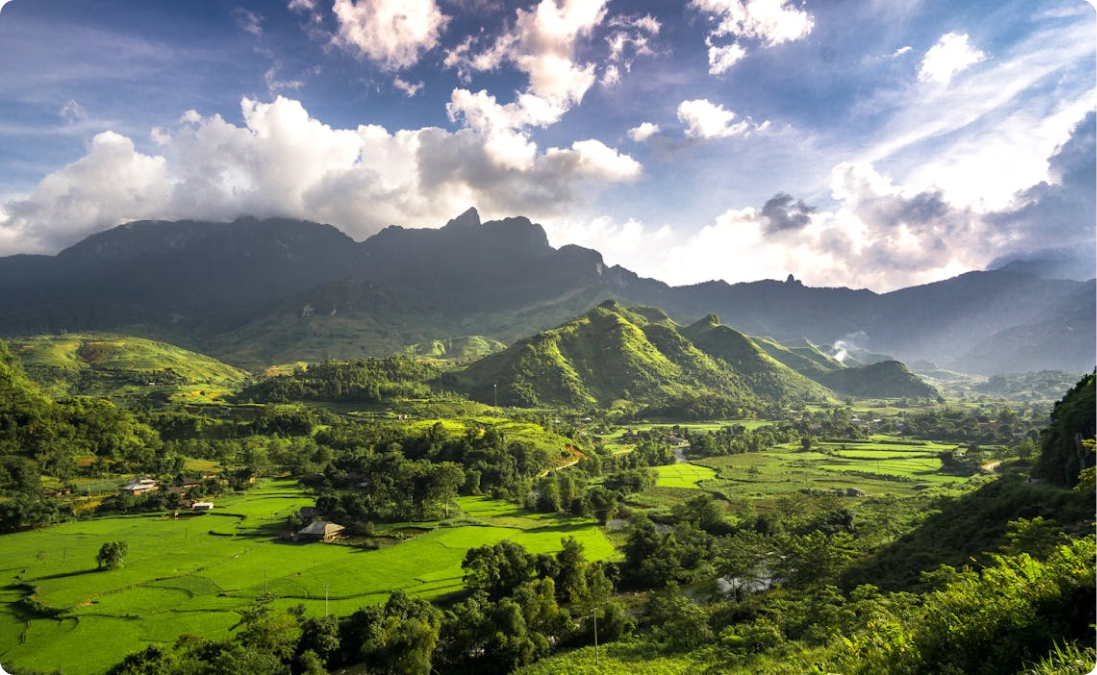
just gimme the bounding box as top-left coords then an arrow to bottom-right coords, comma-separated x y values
0,208 -> 1091,375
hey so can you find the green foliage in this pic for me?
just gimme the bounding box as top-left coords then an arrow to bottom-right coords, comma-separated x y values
842,536 -> 1096,675
240,355 -> 444,404
96,540 -> 128,570
1033,373 -> 1095,487
821,361 -> 939,400
448,301 -> 833,408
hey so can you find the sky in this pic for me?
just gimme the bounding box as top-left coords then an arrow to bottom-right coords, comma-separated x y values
0,0 -> 1093,292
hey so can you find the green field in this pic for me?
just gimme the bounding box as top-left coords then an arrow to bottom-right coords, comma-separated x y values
652,463 -> 718,489
690,438 -> 969,506
0,481 -> 615,675
9,333 -> 249,403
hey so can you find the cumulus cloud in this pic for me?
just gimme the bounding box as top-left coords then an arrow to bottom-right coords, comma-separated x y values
332,0 -> 449,71
0,131 -> 170,252
555,116 -> 1095,292
678,99 -> 767,139
691,0 -> 813,73
443,0 -> 608,107
691,0 -> 814,45
0,96 -> 642,254
628,122 -> 659,142
986,111 -> 1096,265
707,41 -> 746,74
393,76 -> 424,97
918,32 -> 986,85
556,139 -> 642,180
761,192 -> 815,233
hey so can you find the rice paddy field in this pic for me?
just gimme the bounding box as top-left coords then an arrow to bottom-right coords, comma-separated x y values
652,463 -> 718,489
0,480 -> 615,675
690,436 -> 970,506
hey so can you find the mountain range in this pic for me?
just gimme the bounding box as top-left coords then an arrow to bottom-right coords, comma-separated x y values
0,208 -> 1092,375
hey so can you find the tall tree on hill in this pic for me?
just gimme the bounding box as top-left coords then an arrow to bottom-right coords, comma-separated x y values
1033,373 -> 1095,487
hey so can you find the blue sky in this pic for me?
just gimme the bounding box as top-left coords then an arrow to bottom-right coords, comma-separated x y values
0,0 -> 1092,291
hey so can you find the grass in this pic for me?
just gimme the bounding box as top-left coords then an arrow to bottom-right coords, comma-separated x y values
652,463 -> 718,489
9,333 -> 249,404
685,439 -> 970,508
0,480 -> 615,675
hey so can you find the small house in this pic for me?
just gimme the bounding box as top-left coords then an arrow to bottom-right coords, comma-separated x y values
192,501 -> 214,512
121,478 -> 159,494
296,520 -> 345,543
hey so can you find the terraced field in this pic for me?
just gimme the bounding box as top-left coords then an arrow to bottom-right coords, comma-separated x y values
0,481 -> 614,675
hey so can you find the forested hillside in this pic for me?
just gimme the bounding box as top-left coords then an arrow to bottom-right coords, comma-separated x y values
446,301 -> 834,409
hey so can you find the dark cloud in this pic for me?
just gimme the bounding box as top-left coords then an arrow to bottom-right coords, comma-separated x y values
986,111 -> 1096,277
761,192 -> 815,233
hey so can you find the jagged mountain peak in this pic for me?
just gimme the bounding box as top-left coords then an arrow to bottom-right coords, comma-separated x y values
443,207 -> 482,230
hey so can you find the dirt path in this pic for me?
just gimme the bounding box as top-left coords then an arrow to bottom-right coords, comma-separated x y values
537,445 -> 586,477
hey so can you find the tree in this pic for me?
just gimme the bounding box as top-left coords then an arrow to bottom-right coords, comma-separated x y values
97,540 -> 128,570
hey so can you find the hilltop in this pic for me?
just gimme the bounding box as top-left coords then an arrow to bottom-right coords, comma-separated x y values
8,333 -> 248,402
445,301 -> 834,408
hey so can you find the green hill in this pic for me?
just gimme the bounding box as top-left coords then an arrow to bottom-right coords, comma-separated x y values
8,334 -> 248,401
403,336 -> 508,363
751,335 -> 844,379
447,302 -> 834,408
819,360 -> 939,399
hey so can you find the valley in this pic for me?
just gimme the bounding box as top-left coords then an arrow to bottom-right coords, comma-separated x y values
0,213 -> 1092,675
0,288 -> 1091,674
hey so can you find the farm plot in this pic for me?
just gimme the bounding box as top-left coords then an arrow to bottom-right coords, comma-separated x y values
652,463 -> 718,489
0,480 -> 614,675
694,441 -> 968,506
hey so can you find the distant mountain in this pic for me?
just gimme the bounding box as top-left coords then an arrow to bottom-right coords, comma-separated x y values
819,361 -> 939,400
0,209 -> 1091,374
0,217 -> 360,337
444,301 -> 833,408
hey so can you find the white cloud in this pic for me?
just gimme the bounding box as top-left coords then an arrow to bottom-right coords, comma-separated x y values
628,122 -> 659,142
918,32 -> 986,85
691,0 -> 814,45
604,13 -> 660,82
678,99 -> 761,139
60,99 -> 87,123
0,96 -> 642,254
690,0 -> 813,71
707,41 -> 746,74
393,77 -> 424,97
332,0 -> 449,71
265,67 -> 305,93
235,8 -> 264,37
557,139 -> 642,180
859,20 -> 1094,211
0,131 -> 171,252
444,0 -> 609,108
